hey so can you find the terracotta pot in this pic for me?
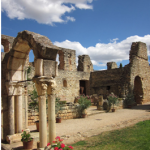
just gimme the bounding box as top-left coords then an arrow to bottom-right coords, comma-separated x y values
35,121 -> 48,132
112,109 -> 115,112
82,114 -> 87,118
23,138 -> 33,149
128,105 -> 132,109
56,117 -> 61,123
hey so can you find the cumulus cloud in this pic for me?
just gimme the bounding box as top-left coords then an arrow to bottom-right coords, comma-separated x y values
1,0 -> 93,25
54,35 -> 150,67
1,45 -> 4,50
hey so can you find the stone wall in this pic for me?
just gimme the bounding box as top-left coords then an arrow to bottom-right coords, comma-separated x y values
77,55 -> 93,72
90,42 -> 150,104
90,68 -> 125,99
107,62 -> 118,70
27,65 -> 91,102
28,104 -> 80,125
129,42 -> 150,104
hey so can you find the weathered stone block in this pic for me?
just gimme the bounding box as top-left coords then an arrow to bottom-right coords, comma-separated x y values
34,59 -> 43,76
43,60 -> 56,77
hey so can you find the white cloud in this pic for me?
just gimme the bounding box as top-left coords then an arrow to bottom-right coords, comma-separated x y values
54,35 -> 150,67
66,16 -> 75,22
1,0 -> 93,25
1,45 -> 4,50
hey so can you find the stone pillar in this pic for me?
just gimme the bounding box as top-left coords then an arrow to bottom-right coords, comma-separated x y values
34,79 -> 48,148
16,95 -> 22,133
8,96 -> 15,135
24,87 -> 28,129
97,95 -> 103,110
6,82 -> 16,136
47,80 -> 56,144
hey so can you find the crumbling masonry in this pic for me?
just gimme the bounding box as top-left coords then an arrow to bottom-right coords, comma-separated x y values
1,31 -> 150,148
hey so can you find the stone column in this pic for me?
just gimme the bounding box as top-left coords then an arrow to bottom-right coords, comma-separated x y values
8,95 -> 15,135
24,87 -> 28,129
6,82 -> 16,136
47,80 -> 56,144
15,95 -> 22,133
34,79 -> 48,148
15,83 -> 23,133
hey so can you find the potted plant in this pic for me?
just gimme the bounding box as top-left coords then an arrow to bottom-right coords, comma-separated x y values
21,130 -> 33,149
107,93 -> 118,112
44,136 -> 73,150
78,95 -> 91,118
55,97 -> 65,123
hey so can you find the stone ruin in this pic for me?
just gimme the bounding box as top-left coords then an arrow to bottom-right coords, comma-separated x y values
1,30 -> 150,148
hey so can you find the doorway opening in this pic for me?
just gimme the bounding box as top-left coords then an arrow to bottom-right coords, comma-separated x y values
133,76 -> 143,104
79,80 -> 86,95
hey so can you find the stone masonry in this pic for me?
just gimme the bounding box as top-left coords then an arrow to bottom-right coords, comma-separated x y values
1,31 -> 150,145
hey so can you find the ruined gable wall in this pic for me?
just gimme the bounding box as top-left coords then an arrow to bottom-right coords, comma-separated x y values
90,68 -> 124,98
90,64 -> 132,99
55,70 -> 90,102
58,48 -> 76,71
77,55 -> 93,72
129,42 -> 150,103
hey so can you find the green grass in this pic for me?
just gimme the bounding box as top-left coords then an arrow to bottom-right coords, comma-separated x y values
72,120 -> 150,150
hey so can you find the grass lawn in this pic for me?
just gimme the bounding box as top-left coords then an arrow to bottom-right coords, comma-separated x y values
72,120 -> 150,150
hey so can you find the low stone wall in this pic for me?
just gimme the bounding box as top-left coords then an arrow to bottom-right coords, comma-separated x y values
28,104 -> 80,126
28,110 -> 39,126
57,104 -> 80,120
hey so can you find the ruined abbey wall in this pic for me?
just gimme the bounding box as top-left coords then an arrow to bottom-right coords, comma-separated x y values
129,42 -> 150,103
90,42 -> 150,104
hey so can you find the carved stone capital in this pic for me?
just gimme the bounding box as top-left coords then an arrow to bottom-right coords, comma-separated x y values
47,79 -> 56,95
32,76 -> 57,96
6,82 -> 23,96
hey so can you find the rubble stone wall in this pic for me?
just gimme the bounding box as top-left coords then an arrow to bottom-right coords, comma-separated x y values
129,42 -> 150,103
28,104 -> 80,125
27,64 -> 91,102
90,68 -> 124,99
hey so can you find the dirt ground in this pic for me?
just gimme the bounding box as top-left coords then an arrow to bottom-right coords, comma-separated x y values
1,102 -> 150,150
55,102 -> 150,145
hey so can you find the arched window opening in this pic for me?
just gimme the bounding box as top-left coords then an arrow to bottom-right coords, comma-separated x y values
56,54 -> 60,65
63,79 -> 67,87
1,45 -> 4,52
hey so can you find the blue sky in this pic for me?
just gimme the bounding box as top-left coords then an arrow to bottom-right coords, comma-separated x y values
1,0 -> 150,70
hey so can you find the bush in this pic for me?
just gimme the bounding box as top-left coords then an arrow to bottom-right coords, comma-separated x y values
125,93 -> 135,106
107,93 -> 118,109
78,95 -> 91,116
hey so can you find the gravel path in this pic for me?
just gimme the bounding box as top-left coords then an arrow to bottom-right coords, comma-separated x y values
56,102 -> 150,144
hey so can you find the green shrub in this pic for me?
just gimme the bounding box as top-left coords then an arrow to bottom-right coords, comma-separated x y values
125,93 -> 135,106
27,66 -> 31,74
78,95 -> 91,115
107,93 -> 118,109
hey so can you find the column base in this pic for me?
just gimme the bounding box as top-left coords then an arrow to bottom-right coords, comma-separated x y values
37,141 -> 45,150
6,128 -> 30,144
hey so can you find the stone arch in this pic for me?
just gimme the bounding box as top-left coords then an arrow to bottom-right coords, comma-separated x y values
1,35 -> 15,53
133,76 -> 143,104
2,30 -> 59,144
6,30 -> 58,81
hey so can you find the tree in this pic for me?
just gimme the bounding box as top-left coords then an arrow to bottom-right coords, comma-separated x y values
119,63 -> 123,68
